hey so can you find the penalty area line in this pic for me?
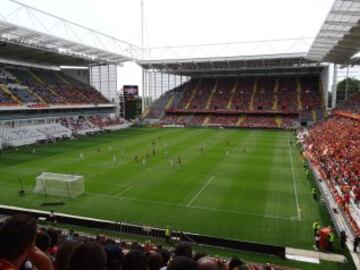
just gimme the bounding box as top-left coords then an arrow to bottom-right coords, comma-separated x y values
186,176 -> 215,207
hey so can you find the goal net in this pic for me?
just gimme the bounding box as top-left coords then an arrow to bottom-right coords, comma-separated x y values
34,172 -> 84,198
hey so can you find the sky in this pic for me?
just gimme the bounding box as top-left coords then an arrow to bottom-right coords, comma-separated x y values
1,0 -> 336,88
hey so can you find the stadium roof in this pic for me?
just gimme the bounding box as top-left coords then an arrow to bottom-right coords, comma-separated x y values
138,53 -> 325,77
307,0 -> 360,64
0,0 -> 139,67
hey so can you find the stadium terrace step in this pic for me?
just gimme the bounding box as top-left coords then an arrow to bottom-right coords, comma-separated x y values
275,116 -> 282,128
312,110 -> 316,121
296,77 -> 303,110
205,79 -> 218,109
27,69 -> 45,85
0,84 -> 21,104
185,79 -> 201,110
273,95 -> 278,111
165,94 -> 175,109
226,80 -> 238,109
236,115 -> 246,126
55,73 -> 71,86
249,78 -> 257,111
274,78 -> 279,93
25,86 -> 46,104
202,116 -> 210,126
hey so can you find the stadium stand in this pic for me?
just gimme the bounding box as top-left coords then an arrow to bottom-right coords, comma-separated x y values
0,64 -> 110,106
0,214 -> 297,270
0,126 -> 47,147
0,115 -> 128,148
303,93 -> 360,235
34,124 -> 72,139
153,76 -> 323,129
145,85 -> 186,118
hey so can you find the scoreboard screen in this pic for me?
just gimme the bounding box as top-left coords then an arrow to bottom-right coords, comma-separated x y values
123,85 -> 138,97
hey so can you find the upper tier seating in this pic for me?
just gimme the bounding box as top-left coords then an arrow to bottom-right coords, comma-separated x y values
300,76 -> 322,110
8,84 -> 40,103
253,78 -> 275,110
176,79 -> 199,109
0,65 -> 110,106
155,75 -> 323,129
188,78 -> 215,109
278,77 -> 297,111
208,78 -> 235,110
230,78 -> 254,110
0,88 -> 15,105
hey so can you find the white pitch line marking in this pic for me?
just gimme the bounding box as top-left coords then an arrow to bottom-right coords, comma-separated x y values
186,176 -> 215,207
115,185 -> 133,197
287,133 -> 301,221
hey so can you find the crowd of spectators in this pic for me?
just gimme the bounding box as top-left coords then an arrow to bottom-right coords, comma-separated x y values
59,117 -> 99,134
89,115 -> 126,129
303,115 -> 360,233
300,77 -> 322,111
238,116 -> 277,129
160,114 -> 296,129
155,76 -> 323,129
0,65 -> 110,106
253,78 -> 275,111
187,79 -> 215,110
0,214 -> 288,270
277,77 -> 297,112
209,79 -> 235,110
0,89 -> 15,105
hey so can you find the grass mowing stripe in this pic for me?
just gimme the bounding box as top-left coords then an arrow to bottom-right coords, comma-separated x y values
186,175 -> 215,207
0,128 -> 331,248
287,132 -> 301,221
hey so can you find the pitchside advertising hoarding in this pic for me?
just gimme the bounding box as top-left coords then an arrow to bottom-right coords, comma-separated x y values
123,85 -> 138,99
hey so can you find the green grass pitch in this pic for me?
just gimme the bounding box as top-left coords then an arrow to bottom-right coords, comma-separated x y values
0,128 -> 330,249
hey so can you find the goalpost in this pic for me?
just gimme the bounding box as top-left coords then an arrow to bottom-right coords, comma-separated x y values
34,172 -> 84,198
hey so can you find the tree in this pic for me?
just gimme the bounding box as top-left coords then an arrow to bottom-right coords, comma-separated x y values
336,77 -> 360,104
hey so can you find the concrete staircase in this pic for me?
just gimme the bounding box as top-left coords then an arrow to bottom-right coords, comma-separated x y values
25,86 -> 45,103
249,78 -> 257,111
165,94 -> 175,109
312,110 -> 317,121
202,116 -> 210,126
185,79 -> 201,110
236,115 -> 246,126
56,73 -> 71,86
272,79 -> 278,111
0,84 -> 21,104
27,70 -> 45,85
205,79 -> 218,109
296,77 -> 303,110
226,79 -> 238,109
275,116 -> 282,128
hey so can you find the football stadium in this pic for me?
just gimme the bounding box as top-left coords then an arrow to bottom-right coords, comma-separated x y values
0,0 -> 359,269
